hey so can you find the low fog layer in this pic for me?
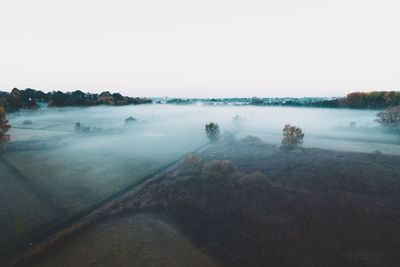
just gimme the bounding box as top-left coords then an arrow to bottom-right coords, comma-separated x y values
1,104 -> 399,259
7,104 -> 398,154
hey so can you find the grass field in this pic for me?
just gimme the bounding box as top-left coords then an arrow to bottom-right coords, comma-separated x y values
0,158 -> 65,250
3,133 -> 204,212
3,104 -> 400,265
0,118 -> 207,260
15,137 -> 399,267
28,213 -> 220,267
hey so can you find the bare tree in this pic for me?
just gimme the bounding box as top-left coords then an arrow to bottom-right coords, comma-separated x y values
376,106 -> 400,135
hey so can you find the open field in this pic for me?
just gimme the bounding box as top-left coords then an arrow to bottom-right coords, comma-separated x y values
11,137 -> 400,267
3,133 -> 204,212
2,104 -> 400,265
0,158 -> 65,247
0,105 -> 209,260
27,213 -> 220,267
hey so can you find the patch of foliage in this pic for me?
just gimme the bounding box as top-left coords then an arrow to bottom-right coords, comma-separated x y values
0,106 -> 11,148
281,124 -> 304,150
205,122 -> 220,141
125,116 -> 137,124
179,153 -> 204,177
0,88 -> 151,112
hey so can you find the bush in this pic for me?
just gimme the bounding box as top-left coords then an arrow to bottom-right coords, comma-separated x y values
281,124 -> 304,150
239,171 -> 272,192
203,160 -> 235,179
0,106 -> 11,148
205,122 -> 220,141
125,116 -> 137,124
376,106 -> 400,135
179,153 -> 204,176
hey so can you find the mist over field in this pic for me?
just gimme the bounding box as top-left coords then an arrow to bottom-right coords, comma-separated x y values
2,103 -> 400,266
2,0 -> 400,265
7,104 -> 398,154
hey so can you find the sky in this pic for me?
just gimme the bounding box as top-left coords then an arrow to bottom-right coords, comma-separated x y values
0,0 -> 399,98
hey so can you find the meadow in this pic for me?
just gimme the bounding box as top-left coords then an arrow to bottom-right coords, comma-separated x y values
1,103 -> 399,264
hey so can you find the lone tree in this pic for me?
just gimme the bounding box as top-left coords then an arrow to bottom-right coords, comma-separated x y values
205,122 -> 220,141
0,106 -> 11,148
281,124 -> 304,150
376,106 -> 400,135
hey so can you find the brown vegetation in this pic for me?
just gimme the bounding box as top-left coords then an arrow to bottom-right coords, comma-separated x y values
10,141 -> 400,267
281,124 -> 304,150
0,106 -> 11,148
0,88 -> 151,112
179,153 -> 204,176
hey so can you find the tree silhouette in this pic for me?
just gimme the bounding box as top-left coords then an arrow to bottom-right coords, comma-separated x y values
205,122 -> 220,141
376,106 -> 400,135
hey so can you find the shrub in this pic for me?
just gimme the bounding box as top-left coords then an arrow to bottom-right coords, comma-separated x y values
376,106 -> 400,135
239,171 -> 272,192
281,124 -> 304,150
203,160 -> 235,179
205,122 -> 220,141
0,106 -> 11,148
125,116 -> 137,124
179,153 -> 204,176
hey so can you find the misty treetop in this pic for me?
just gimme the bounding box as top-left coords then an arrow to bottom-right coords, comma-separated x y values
205,122 -> 220,141
0,88 -> 152,113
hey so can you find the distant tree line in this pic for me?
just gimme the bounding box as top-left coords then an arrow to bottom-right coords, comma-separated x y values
0,88 -> 152,112
342,91 -> 400,109
249,91 -> 400,109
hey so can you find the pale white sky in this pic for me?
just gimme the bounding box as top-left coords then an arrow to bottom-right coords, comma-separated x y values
0,0 -> 399,98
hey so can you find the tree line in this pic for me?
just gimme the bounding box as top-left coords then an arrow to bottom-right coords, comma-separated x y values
0,88 -> 152,113
249,91 -> 400,109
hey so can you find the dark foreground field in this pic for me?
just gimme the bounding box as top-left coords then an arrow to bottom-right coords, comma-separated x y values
8,137 -> 400,267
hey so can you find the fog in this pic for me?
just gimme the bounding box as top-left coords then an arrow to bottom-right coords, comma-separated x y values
7,103 -> 398,154
1,104 -> 399,256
